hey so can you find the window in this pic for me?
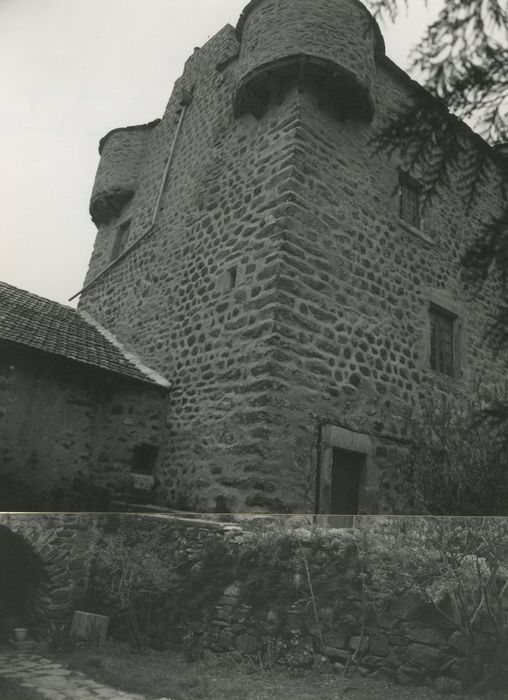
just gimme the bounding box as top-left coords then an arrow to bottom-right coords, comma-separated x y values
429,305 -> 455,376
131,444 -> 159,475
110,219 -> 131,261
219,265 -> 238,292
399,171 -> 421,228
227,266 -> 237,290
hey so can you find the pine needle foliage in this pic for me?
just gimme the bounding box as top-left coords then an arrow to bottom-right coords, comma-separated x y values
367,0 -> 508,143
366,1 -> 508,431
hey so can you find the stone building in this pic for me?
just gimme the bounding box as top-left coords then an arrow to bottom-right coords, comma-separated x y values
0,282 -> 170,509
75,0 -> 507,514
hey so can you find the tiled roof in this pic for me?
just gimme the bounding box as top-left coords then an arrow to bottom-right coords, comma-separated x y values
0,281 -> 170,388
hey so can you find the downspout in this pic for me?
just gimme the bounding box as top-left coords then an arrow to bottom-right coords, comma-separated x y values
314,421 -> 323,520
69,89 -> 193,302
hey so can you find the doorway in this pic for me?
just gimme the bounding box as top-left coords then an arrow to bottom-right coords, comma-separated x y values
316,424 -> 376,525
331,448 -> 364,515
326,447 -> 365,528
0,526 -> 45,641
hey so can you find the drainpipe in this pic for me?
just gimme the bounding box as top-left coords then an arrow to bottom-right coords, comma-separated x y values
69,89 -> 193,302
314,421 -> 323,519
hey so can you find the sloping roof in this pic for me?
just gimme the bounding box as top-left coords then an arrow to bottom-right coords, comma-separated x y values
0,281 -> 170,389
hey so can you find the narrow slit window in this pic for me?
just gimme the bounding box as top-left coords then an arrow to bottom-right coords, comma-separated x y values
111,219 -> 131,261
429,306 -> 455,376
399,171 -> 421,229
131,444 -> 159,475
227,266 -> 237,290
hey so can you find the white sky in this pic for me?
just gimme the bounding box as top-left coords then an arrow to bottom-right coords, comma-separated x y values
0,0 -> 442,306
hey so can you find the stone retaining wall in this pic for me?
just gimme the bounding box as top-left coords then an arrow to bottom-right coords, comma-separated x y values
3,513 -> 504,692
90,515 -> 479,693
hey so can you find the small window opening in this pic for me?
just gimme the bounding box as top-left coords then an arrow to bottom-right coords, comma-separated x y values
227,266 -> 237,290
399,171 -> 421,229
111,219 -> 131,261
131,444 -> 159,475
429,305 -> 456,376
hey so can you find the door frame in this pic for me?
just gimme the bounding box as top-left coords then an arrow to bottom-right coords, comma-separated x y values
316,424 -> 377,515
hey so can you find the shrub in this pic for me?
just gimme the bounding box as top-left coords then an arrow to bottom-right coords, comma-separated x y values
358,518 -> 508,691
400,397 -> 508,514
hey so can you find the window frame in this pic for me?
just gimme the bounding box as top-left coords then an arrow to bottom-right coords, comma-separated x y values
398,170 -> 422,230
429,303 -> 457,377
110,218 -> 131,262
316,425 -> 376,523
227,265 -> 237,290
131,443 -> 159,476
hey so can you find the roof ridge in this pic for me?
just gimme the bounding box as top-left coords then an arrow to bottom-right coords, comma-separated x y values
78,310 -> 171,389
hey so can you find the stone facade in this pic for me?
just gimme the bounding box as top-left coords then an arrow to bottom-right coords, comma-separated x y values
0,342 -> 168,509
78,0 -> 507,513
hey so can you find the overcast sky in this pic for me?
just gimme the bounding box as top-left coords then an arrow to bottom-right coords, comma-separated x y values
0,0 -> 442,306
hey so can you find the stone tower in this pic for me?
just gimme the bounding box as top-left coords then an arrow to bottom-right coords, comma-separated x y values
78,0 -> 507,513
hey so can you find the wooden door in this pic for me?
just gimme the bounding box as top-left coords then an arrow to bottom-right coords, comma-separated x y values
331,448 -> 363,515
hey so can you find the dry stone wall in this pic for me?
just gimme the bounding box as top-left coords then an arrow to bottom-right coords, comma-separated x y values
2,513 -> 503,693
89,515 -> 481,694
78,0 -> 507,513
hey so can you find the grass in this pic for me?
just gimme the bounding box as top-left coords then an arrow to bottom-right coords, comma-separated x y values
51,640 -> 474,700
0,676 -> 45,700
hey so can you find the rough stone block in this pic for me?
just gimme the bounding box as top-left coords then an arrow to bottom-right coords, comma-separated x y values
405,642 -> 444,670
434,676 -> 463,694
396,664 -> 423,685
405,626 -> 449,647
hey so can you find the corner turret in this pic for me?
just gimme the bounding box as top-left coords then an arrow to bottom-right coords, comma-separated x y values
89,120 -> 160,226
233,0 -> 384,120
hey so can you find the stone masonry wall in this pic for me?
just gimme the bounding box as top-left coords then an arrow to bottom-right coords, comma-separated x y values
236,0 -> 378,113
88,515 -> 484,694
90,124 -> 157,226
265,68 -> 507,514
80,24 -> 306,512
78,0 -> 508,513
0,342 -> 168,509
0,515 -> 102,640
1,513 -> 503,693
